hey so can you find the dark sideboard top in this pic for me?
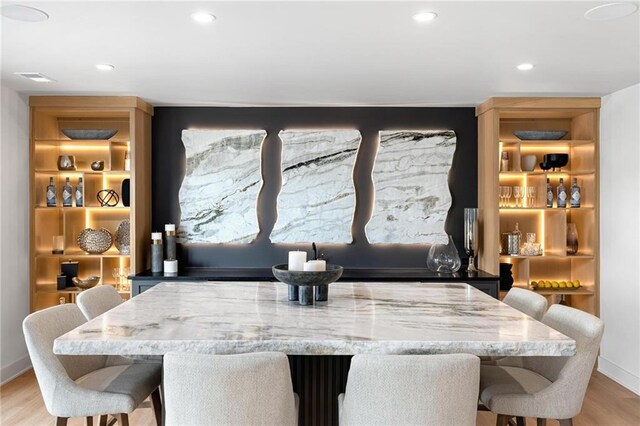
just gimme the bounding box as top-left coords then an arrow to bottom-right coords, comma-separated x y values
131,267 -> 497,282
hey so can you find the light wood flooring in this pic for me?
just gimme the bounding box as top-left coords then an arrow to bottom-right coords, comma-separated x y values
1,369 -> 638,425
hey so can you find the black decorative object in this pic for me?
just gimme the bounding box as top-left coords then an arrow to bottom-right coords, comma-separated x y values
543,153 -> 569,172
57,274 -> 67,291
60,261 -> 78,288
499,263 -> 514,291
272,264 -> 343,306
121,179 -> 130,207
97,189 -> 120,207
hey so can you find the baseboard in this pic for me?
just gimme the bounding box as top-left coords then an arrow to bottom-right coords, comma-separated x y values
598,356 -> 640,395
0,355 -> 32,385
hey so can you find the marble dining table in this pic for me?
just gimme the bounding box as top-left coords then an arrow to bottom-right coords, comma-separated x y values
54,281 -> 575,357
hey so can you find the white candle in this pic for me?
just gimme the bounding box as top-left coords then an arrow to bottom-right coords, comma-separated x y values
164,259 -> 178,274
303,260 -> 326,272
165,224 -> 176,232
288,251 -> 307,271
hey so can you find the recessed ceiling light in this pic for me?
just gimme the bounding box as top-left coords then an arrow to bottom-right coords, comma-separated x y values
191,11 -> 216,24
517,63 -> 535,71
95,64 -> 115,71
413,12 -> 438,23
15,72 -> 54,82
1,4 -> 49,22
585,2 -> 638,20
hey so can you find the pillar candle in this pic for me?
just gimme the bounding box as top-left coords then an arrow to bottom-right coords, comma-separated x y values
165,223 -> 177,260
303,260 -> 326,271
288,251 -> 307,271
164,259 -> 178,275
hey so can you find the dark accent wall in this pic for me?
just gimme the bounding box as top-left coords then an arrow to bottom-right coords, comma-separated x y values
152,107 -> 477,268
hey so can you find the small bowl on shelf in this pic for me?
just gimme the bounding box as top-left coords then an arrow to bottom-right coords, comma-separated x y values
72,276 -> 100,290
271,264 -> 343,287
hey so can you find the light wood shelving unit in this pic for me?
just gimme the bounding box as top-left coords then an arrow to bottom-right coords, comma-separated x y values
477,97 -> 600,316
29,97 -> 152,312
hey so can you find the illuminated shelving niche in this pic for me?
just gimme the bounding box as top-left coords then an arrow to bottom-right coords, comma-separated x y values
30,97 -> 152,311
476,97 -> 600,316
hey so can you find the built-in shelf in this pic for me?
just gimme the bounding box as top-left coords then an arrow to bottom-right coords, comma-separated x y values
499,170 -> 595,177
500,139 -> 593,146
499,207 -> 595,211
500,254 -> 594,260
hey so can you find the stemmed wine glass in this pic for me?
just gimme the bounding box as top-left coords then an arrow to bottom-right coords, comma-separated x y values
513,186 -> 523,207
526,186 -> 537,208
504,186 -> 512,208
112,268 -> 121,291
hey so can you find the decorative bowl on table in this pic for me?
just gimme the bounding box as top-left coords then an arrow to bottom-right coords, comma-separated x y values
72,276 -> 100,290
513,130 -> 568,140
271,264 -> 344,287
62,129 -> 118,140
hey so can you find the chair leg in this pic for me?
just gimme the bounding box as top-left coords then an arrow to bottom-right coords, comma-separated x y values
99,415 -> 108,426
537,419 -> 547,426
56,418 -> 69,426
516,417 -> 526,426
559,419 -> 573,426
150,388 -> 162,426
114,414 -> 129,426
497,414 -> 512,426
85,416 -> 94,426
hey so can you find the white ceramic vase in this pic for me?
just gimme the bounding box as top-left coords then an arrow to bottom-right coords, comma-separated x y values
521,154 -> 537,172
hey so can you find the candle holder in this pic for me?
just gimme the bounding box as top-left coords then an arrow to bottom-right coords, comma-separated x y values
272,264 -> 343,306
464,208 -> 479,272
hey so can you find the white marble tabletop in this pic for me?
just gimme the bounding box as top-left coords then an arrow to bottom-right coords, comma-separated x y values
54,282 -> 575,357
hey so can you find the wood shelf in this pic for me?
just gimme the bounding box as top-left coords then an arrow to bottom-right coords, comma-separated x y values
477,97 -> 600,316
29,96 -> 152,312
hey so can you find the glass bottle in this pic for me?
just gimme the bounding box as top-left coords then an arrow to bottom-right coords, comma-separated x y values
75,177 -> 84,207
557,178 -> 567,208
124,150 -> 131,171
501,151 -> 510,172
546,178 -> 553,208
62,177 -> 73,207
426,235 -> 461,273
567,223 -> 579,255
512,222 -> 522,253
570,178 -> 581,208
46,177 -> 57,207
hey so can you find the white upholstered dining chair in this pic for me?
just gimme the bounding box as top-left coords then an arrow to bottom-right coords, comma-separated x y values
163,351 -> 298,426
479,304 -> 604,426
23,304 -> 162,426
503,287 -> 548,320
77,285 -> 124,320
338,354 -> 480,426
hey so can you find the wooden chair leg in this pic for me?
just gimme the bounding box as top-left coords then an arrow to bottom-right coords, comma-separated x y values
114,414 -> 129,426
516,416 -> 526,426
497,414 -> 512,426
85,416 -> 94,426
98,415 -> 108,426
56,418 -> 69,426
150,388 -> 162,426
537,419 -> 547,426
559,419 -> 573,426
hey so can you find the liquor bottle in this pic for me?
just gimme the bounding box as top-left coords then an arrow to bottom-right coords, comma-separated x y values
570,178 -> 581,208
62,177 -> 73,207
75,177 -> 84,207
557,178 -> 567,208
46,177 -> 57,207
546,178 -> 553,208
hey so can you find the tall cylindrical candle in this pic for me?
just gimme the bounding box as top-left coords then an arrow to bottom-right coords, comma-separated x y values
165,224 -> 177,260
151,232 -> 163,273
288,251 -> 307,271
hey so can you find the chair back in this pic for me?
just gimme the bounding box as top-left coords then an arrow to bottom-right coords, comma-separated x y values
77,285 -> 124,320
523,304 -> 604,418
163,351 -> 297,426
22,304 -> 107,414
503,287 -> 548,320
340,354 -> 480,426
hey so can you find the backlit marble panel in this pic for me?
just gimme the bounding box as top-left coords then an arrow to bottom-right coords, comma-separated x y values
178,129 -> 267,244
366,130 -> 456,244
270,130 -> 362,243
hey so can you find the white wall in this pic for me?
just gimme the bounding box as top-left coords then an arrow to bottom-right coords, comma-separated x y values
0,84 -> 31,384
599,83 -> 640,395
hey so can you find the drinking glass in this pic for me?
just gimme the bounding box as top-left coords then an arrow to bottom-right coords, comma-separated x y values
513,186 -> 523,207
527,186 -> 537,207
504,186 -> 512,207
499,186 -> 506,207
112,268 -> 121,291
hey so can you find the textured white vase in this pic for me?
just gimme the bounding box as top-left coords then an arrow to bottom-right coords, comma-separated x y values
521,154 -> 537,172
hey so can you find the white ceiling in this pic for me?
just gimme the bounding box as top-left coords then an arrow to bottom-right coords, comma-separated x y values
2,1 -> 639,106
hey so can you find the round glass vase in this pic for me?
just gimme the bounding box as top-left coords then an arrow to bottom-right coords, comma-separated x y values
427,235 -> 462,273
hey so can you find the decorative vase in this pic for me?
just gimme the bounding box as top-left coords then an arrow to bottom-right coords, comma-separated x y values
521,154 -> 537,172
114,220 -> 130,254
57,155 -> 76,171
77,228 -> 113,254
91,160 -> 105,171
499,263 -> 514,291
426,235 -> 461,273
567,223 -> 579,255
